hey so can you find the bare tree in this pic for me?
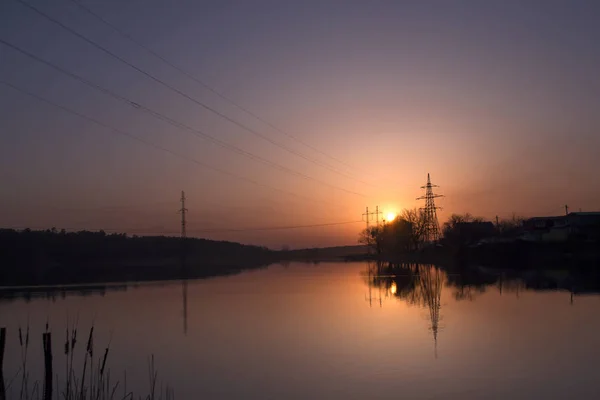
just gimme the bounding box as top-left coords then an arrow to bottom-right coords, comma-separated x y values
497,214 -> 525,236
357,208 -> 429,255
358,226 -> 382,254
401,208 -> 427,250
442,213 -> 490,247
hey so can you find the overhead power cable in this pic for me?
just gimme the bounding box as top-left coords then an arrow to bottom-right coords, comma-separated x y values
67,0 -> 358,173
0,38 -> 365,197
0,79 -> 339,206
191,220 -> 363,233
15,0 -> 372,187
4,220 -> 363,235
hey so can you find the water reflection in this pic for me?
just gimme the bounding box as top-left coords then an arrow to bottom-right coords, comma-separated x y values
367,261 -> 600,307
365,261 -> 600,359
182,279 -> 188,335
365,262 -> 444,357
363,264 -> 382,307
0,283 -> 130,303
0,280 -> 195,335
2,262 -> 600,399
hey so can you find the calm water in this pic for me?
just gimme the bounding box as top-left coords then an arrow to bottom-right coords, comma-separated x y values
1,262 -> 600,399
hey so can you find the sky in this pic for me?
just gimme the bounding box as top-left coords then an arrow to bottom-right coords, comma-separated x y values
1,0 -> 600,248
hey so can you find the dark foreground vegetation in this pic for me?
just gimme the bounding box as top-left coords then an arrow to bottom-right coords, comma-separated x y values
0,323 -> 172,400
0,229 -> 275,287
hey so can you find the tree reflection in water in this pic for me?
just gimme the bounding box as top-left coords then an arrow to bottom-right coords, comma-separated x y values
364,260 -> 600,357
363,261 -> 444,357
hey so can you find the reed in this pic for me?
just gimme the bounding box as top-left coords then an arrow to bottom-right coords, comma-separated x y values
1,327 -> 6,400
4,325 -> 174,400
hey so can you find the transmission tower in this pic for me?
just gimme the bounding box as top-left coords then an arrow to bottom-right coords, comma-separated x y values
416,173 -> 443,243
178,190 -> 187,238
178,190 -> 188,335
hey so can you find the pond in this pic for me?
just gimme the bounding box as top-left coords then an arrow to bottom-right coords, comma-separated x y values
1,262 -> 599,399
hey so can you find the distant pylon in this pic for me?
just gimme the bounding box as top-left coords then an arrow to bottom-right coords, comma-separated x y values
179,190 -> 187,238
416,173 -> 443,243
178,190 -> 188,335
362,206 -> 383,229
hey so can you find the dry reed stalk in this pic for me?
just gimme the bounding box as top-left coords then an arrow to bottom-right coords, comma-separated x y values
42,332 -> 52,400
0,327 -> 6,400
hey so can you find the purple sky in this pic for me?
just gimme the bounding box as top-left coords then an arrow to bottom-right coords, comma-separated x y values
1,0 -> 599,248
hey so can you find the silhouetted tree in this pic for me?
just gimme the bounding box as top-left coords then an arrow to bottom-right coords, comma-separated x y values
358,226 -> 382,254
497,214 -> 525,237
400,208 -> 427,250
442,213 -> 492,248
357,208 -> 428,255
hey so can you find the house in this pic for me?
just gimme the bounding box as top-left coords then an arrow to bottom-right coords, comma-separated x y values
568,212 -> 600,241
522,216 -> 569,242
522,212 -> 600,242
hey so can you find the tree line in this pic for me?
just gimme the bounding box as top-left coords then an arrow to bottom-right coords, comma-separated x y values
0,228 -> 274,285
358,209 -> 524,255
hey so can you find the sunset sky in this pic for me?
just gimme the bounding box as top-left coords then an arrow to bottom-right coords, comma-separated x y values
1,0 -> 599,248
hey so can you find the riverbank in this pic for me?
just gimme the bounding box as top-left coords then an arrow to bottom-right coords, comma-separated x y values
2,229 -> 599,289
0,256 -> 274,287
341,240 -> 600,270
0,228 -> 277,287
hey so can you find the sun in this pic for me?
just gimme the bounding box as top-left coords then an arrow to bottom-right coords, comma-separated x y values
386,212 -> 396,222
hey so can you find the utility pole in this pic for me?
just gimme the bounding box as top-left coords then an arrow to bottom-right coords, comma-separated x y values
178,191 -> 188,335
179,190 -> 187,239
565,204 -> 569,216
364,262 -> 382,308
496,215 -> 500,228
362,206 -> 382,255
362,206 -> 383,229
375,206 -> 383,227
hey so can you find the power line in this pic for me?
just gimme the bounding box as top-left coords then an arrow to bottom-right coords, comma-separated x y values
0,38 -> 366,197
3,220 -> 363,235
15,0 -> 372,187
0,79 -> 337,206
192,220 -> 363,233
0,201 -> 175,213
67,0 -> 358,173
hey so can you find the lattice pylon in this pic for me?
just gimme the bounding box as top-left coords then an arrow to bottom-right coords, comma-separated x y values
416,173 -> 443,243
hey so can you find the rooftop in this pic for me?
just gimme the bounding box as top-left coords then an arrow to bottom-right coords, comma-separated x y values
568,212 -> 600,216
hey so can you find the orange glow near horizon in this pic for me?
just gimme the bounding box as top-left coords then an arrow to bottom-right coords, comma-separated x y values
1,1 -> 599,250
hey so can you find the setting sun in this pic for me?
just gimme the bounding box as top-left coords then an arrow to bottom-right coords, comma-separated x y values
386,212 -> 396,222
